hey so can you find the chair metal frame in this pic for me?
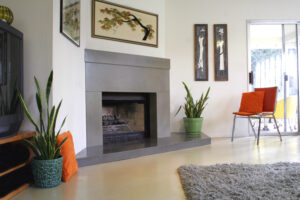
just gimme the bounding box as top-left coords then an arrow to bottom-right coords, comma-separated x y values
231,88 -> 282,145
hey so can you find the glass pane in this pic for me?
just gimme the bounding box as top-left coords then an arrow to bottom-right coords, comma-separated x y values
0,30 -> 21,117
0,30 -> 6,85
249,24 -> 299,135
250,25 -> 283,90
281,25 -> 298,133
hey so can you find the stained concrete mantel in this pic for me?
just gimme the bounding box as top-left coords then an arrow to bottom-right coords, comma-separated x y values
85,49 -> 171,148
85,49 -> 170,70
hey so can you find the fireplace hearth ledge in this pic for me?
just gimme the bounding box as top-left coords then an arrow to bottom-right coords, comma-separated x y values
76,132 -> 211,167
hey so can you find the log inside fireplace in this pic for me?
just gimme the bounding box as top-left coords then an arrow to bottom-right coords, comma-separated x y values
102,92 -> 151,145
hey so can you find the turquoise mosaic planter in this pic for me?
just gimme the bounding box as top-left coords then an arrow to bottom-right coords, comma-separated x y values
0,6 -> 13,25
31,157 -> 63,188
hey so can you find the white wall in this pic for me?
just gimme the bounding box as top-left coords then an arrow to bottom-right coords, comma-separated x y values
166,0 -> 300,137
52,0 -> 87,153
0,0 -> 53,131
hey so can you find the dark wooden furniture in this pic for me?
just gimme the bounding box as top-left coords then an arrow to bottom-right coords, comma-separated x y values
0,132 -> 35,200
0,20 -> 24,138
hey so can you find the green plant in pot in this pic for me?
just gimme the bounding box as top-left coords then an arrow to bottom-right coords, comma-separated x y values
176,82 -> 210,134
18,71 -> 67,188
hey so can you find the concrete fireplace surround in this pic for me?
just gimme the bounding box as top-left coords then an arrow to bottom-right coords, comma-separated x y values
76,49 -> 211,167
85,49 -> 171,148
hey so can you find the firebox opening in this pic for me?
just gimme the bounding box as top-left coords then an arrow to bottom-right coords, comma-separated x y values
102,92 -> 152,145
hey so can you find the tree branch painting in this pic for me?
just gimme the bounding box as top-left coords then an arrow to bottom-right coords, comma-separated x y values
92,0 -> 158,47
99,8 -> 155,41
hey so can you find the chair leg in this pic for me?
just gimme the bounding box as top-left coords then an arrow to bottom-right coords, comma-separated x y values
257,117 -> 261,145
248,117 -> 257,139
232,115 -> 237,142
273,114 -> 282,142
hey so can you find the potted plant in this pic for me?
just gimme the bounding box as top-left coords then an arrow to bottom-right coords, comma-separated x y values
176,82 -> 210,134
18,71 -> 67,188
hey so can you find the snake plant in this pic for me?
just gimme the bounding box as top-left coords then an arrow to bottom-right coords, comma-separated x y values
176,82 -> 210,118
18,71 -> 67,160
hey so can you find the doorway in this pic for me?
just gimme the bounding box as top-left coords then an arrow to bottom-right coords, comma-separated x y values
248,22 -> 300,135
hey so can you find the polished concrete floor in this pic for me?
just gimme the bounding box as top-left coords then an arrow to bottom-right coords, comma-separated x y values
13,136 -> 300,200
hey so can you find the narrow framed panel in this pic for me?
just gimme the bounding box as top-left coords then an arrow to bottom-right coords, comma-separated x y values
194,24 -> 208,81
60,0 -> 80,47
214,24 -> 228,81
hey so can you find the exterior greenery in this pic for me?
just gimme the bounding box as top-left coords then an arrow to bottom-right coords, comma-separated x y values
18,71 -> 67,160
176,82 -> 210,118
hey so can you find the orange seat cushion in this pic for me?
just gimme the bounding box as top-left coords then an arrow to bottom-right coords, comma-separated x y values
255,87 -> 277,112
57,131 -> 78,182
233,111 -> 256,116
238,91 -> 265,114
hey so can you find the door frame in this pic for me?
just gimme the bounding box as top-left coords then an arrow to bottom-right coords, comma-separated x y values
246,20 -> 300,135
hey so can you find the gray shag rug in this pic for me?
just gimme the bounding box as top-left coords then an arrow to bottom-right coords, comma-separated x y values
178,163 -> 300,200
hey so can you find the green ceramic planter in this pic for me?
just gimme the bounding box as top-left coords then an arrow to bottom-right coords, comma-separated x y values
31,157 -> 63,188
184,117 -> 203,134
0,6 -> 13,25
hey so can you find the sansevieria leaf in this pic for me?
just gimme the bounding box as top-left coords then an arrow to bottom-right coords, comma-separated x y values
17,90 -> 40,133
46,71 -> 53,119
52,100 -> 62,138
23,139 -> 40,159
19,70 -> 68,160
58,116 -> 67,135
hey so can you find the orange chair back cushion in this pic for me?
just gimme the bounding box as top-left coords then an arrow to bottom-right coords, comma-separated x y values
239,91 -> 265,114
57,131 -> 78,182
255,87 -> 277,112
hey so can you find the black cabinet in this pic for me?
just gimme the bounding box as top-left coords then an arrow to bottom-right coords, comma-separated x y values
0,21 -> 23,137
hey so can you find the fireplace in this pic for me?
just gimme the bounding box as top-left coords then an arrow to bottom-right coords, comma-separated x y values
78,50 -> 211,166
102,92 -> 151,144
85,49 -> 170,148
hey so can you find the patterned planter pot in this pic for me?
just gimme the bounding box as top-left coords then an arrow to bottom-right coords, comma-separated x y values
31,157 -> 63,188
0,6 -> 13,25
